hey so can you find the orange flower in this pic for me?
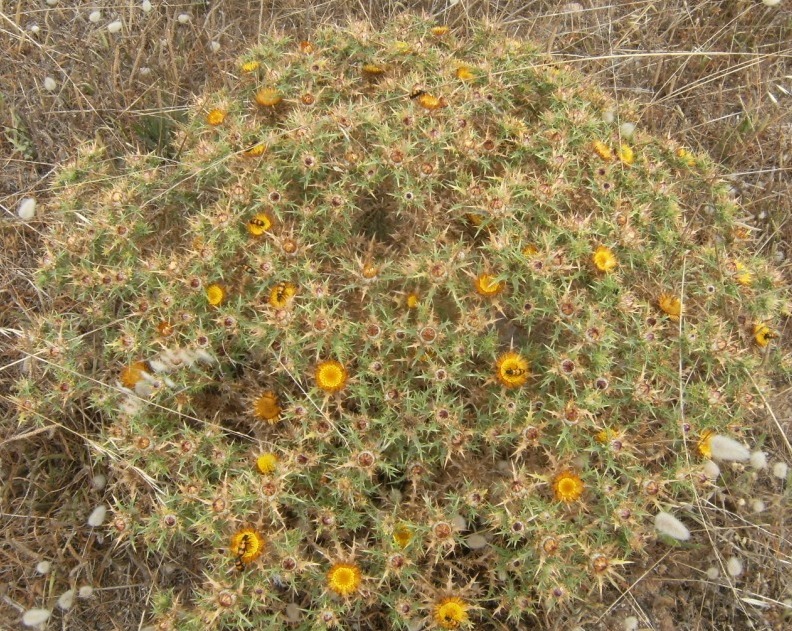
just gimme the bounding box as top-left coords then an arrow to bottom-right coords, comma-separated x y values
495,352 -> 529,388
592,246 -> 617,273
253,391 -> 281,423
474,273 -> 505,297
206,109 -> 226,126
255,87 -> 282,107
658,293 -> 682,320
315,360 -> 348,393
326,562 -> 361,596
553,470 -> 584,502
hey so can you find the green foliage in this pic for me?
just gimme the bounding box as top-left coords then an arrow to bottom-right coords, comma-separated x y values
18,15 -> 790,630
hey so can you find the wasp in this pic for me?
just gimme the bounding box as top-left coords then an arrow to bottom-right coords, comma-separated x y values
505,367 -> 527,378
234,533 -> 251,572
249,217 -> 267,229
409,89 -> 427,100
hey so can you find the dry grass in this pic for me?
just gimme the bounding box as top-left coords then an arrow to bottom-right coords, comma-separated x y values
1,1 -> 790,629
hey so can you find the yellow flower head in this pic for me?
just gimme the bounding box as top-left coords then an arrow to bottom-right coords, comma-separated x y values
658,293 -> 682,320
362,63 -> 386,77
241,60 -> 260,73
697,429 -> 714,458
206,283 -> 226,306
593,140 -> 613,160
754,323 -> 775,348
255,87 -> 282,107
247,212 -> 273,236
474,273 -> 505,297
433,597 -> 469,629
326,562 -> 361,596
393,524 -> 413,548
253,391 -> 281,423
120,361 -> 149,389
230,528 -> 265,567
522,244 -> 539,257
416,93 -> 447,110
495,352 -> 530,388
734,261 -> 753,286
393,41 -> 412,54
316,360 -> 348,393
406,292 -> 420,309
206,109 -> 226,126
269,282 -> 297,308
255,453 -> 278,475
243,142 -> 267,158
431,26 -> 450,36
617,144 -> 635,165
592,246 -> 617,273
455,65 -> 475,82
553,470 -> 584,503
298,40 -> 314,54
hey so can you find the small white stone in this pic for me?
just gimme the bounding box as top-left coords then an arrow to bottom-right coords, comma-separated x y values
751,499 -> 766,513
623,616 -> 639,631
773,461 -> 789,480
285,603 -> 301,622
706,566 -> 719,580
17,197 -> 37,221
87,504 -> 107,527
619,122 -> 636,138
57,589 -> 75,611
78,585 -> 94,598
451,514 -> 466,531
89,10 -> 102,23
602,110 -> 615,124
92,473 -> 107,490
762,0 -> 782,7
177,13 -> 191,24
750,451 -> 768,470
107,20 -> 123,34
29,24 -> 41,34
210,40 -> 221,53
142,0 -> 153,12
703,460 -> 720,479
35,561 -> 51,575
43,77 -> 57,92
22,609 -> 51,627
726,556 -> 744,577
466,534 -> 488,550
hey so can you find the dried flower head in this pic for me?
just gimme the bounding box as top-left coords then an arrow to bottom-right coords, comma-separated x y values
253,391 -> 281,423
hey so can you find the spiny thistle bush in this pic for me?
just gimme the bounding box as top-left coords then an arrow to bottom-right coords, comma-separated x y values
16,14 -> 791,630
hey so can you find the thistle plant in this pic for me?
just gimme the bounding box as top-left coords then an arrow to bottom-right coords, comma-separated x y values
17,14 -> 791,629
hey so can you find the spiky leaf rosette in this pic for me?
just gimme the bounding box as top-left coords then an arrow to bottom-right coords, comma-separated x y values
25,15 -> 789,630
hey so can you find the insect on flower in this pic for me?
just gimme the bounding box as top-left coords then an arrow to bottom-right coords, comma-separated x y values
234,533 -> 251,571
